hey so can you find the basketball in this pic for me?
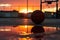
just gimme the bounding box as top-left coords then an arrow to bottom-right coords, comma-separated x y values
31,10 -> 45,24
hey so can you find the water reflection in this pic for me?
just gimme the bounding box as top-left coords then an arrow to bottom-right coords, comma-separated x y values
15,25 -> 56,40
13,25 -> 57,34
31,25 -> 45,40
31,25 -> 44,33
23,19 -> 28,25
0,25 -> 59,40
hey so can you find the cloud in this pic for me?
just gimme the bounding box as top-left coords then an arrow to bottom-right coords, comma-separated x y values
0,0 -> 27,4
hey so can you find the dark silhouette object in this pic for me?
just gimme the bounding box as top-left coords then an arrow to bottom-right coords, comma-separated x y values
31,25 -> 45,40
31,10 -> 45,24
47,1 -> 52,4
31,25 -> 44,33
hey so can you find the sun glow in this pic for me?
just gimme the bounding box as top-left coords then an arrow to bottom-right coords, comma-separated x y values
25,25 -> 28,28
43,7 -> 60,12
19,8 -> 33,13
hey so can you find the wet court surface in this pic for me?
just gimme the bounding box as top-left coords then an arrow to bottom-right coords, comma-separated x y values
0,18 -> 60,26
0,25 -> 60,40
0,18 -> 60,40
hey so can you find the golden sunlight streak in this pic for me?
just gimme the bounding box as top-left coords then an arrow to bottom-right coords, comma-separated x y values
19,8 -> 33,13
43,7 -> 59,12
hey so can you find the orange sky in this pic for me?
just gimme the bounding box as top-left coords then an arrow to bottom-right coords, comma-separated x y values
0,0 -> 60,12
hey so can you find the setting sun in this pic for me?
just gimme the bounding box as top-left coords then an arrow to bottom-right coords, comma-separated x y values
19,8 -> 33,13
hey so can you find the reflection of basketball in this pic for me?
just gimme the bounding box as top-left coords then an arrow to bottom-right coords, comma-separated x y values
31,25 -> 44,33
31,10 -> 45,24
31,25 -> 45,39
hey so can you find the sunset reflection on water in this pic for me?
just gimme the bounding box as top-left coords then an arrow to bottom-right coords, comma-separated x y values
13,25 -> 58,40
0,25 -> 59,40
13,25 -> 33,34
13,25 -> 57,34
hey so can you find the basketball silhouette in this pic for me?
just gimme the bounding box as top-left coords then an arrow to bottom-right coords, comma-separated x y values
31,25 -> 45,39
31,10 -> 45,24
31,25 -> 44,33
